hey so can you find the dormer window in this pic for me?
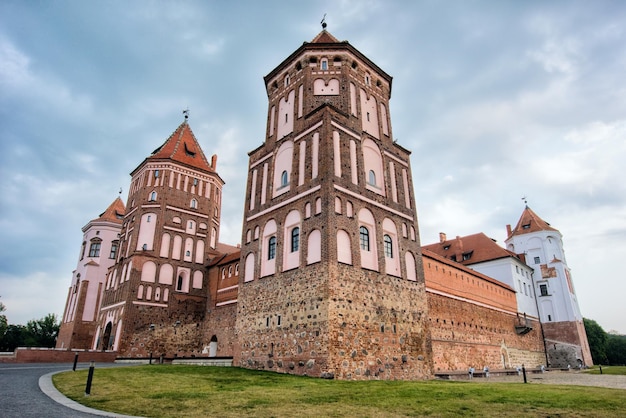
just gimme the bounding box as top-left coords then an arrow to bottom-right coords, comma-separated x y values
462,252 -> 472,261
522,223 -> 531,229
443,245 -> 450,250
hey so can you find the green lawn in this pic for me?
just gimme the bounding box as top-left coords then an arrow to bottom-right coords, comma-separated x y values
53,365 -> 626,417
584,365 -> 626,375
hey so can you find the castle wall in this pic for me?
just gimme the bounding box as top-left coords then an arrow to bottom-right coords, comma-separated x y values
424,254 -> 546,371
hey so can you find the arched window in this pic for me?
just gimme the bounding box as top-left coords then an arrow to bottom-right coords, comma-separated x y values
291,227 -> 300,252
221,268 -> 226,279
190,198 -> 197,209
149,191 -> 157,201
268,236 -> 277,260
359,226 -> 370,251
368,170 -> 376,186
176,275 -> 184,291
281,170 -> 288,187
228,265 -> 233,276
384,234 -> 393,258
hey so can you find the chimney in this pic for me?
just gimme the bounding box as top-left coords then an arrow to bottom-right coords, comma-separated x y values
506,224 -> 512,237
455,236 -> 463,261
439,232 -> 447,243
211,154 -> 218,169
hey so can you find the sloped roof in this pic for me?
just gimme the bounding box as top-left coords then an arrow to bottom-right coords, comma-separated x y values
508,206 -> 558,238
148,121 -> 213,172
422,248 -> 514,292
311,30 -> 340,43
95,197 -> 125,224
423,232 -> 520,266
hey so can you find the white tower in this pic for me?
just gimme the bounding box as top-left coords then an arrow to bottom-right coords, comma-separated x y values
57,197 -> 125,349
505,205 -> 592,367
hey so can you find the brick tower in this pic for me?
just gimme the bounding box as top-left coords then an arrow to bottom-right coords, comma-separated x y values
505,205 -> 593,367
57,197 -> 125,349
234,29 -> 432,379
94,116 -> 225,357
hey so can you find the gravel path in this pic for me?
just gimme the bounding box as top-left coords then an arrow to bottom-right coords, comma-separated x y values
471,370 -> 626,390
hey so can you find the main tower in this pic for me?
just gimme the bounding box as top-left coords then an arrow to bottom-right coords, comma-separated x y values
235,29 -> 432,379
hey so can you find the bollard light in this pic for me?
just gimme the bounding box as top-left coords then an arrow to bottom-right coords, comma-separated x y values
85,360 -> 95,396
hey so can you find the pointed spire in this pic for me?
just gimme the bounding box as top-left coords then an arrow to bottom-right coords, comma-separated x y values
508,206 -> 558,238
149,121 -> 214,172
96,196 -> 126,224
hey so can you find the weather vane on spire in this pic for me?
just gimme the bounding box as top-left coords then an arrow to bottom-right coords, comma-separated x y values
183,108 -> 190,121
119,187 -> 123,196
521,196 -> 528,206
321,13 -> 327,30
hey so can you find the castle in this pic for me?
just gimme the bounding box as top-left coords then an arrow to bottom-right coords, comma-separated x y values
57,29 -> 591,378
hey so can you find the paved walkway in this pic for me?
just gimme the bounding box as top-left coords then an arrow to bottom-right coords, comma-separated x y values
466,370 -> 626,390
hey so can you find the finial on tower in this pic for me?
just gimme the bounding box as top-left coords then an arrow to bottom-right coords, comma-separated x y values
118,187 -> 123,196
183,108 -> 190,122
521,196 -> 528,207
321,13 -> 327,30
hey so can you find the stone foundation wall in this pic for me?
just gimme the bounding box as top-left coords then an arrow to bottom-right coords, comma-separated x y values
327,263 -> 432,380
542,320 -> 593,367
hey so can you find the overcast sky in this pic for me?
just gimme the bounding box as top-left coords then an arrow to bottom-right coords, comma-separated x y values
1,1 -> 624,335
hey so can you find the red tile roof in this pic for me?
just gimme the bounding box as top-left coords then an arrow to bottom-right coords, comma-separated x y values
149,121 -> 214,172
422,248 -> 514,292
311,30 -> 340,43
95,197 -> 125,224
423,232 -> 520,266
507,206 -> 558,238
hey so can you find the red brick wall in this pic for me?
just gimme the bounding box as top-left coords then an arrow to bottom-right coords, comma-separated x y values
424,254 -> 546,371
0,348 -> 117,363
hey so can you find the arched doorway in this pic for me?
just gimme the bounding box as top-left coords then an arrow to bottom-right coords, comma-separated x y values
101,322 -> 112,351
209,335 -> 218,357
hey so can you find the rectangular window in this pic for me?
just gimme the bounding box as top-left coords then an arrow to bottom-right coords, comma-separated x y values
540,284 -> 549,296
534,256 -> 541,264
89,242 -> 101,257
109,242 -> 119,259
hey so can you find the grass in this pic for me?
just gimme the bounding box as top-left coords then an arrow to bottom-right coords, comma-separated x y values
53,365 -> 626,417
584,365 -> 626,375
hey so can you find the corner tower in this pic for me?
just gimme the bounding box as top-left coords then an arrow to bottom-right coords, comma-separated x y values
505,205 -> 592,367
95,117 -> 224,357
57,197 -> 125,349
235,30 -> 432,379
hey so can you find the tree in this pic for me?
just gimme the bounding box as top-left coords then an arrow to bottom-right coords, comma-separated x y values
606,334 -> 626,365
25,313 -> 59,347
0,312 -> 60,351
0,298 -> 7,341
583,318 -> 608,364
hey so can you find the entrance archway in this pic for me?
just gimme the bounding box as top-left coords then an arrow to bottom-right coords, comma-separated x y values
102,322 -> 112,351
